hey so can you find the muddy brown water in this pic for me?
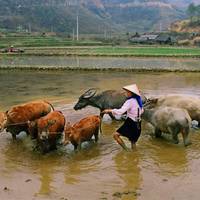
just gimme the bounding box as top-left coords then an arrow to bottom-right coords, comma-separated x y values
0,69 -> 200,200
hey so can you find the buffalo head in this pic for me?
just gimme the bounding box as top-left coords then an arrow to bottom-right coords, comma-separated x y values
74,88 -> 97,110
143,98 -> 158,109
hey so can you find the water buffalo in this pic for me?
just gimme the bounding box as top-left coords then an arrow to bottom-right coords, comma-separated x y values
28,111 -> 65,153
63,115 -> 101,150
142,106 -> 191,146
145,95 -> 200,127
1,100 -> 54,139
74,88 -> 147,119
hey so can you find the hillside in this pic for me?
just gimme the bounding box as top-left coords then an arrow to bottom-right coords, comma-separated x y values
0,0 -> 190,34
166,0 -> 200,8
171,19 -> 200,33
170,18 -> 200,46
0,0 -> 115,34
84,0 -> 186,32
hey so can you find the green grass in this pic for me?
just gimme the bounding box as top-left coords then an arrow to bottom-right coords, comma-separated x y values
2,46 -> 200,57
86,47 -> 200,56
1,35 -> 200,57
26,46 -> 199,57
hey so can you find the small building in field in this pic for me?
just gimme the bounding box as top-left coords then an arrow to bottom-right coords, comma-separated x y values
130,33 -> 159,44
129,32 -> 177,45
156,34 -> 177,45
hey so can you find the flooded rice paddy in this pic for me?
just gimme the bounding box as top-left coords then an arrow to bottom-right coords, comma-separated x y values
0,56 -> 200,71
0,58 -> 200,200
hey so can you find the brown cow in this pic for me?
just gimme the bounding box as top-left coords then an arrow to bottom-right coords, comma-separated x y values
28,111 -> 65,153
1,100 -> 54,139
0,112 -> 7,132
63,115 -> 101,150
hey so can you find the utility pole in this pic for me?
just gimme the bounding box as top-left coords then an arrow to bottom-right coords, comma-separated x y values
159,22 -> 162,32
73,28 -> 75,40
76,0 -> 79,41
77,14 -> 79,41
28,23 -> 31,33
104,29 -> 107,39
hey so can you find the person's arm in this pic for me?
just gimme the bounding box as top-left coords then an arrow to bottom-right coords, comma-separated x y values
102,100 -> 130,116
112,100 -> 130,116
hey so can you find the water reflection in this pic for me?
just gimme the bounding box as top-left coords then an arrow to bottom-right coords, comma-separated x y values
2,135 -> 61,196
64,145 -> 101,185
113,151 -> 142,200
37,161 -> 56,195
3,135 -> 35,173
1,56 -> 200,71
141,137 -> 188,176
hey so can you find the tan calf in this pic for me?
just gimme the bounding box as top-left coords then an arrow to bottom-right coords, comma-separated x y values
64,115 -> 101,150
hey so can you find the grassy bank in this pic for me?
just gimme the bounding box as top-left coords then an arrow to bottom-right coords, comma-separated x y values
1,46 -> 200,58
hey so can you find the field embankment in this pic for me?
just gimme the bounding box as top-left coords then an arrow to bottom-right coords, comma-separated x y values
1,46 -> 200,58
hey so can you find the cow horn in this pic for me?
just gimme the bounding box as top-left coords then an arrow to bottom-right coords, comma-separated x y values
143,97 -> 158,108
82,88 -> 97,99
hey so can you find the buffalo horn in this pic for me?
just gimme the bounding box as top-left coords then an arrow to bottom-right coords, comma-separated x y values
82,88 -> 97,99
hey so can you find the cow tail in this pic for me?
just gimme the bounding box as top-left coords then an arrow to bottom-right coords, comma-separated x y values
99,115 -> 102,134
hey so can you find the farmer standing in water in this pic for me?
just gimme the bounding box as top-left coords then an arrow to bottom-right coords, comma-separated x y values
102,84 -> 143,151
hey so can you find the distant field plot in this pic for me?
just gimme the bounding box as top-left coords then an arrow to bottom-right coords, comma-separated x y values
0,35 -> 105,48
0,35 -> 200,58
21,46 -> 200,58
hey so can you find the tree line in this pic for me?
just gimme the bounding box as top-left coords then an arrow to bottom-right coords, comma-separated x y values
187,3 -> 200,22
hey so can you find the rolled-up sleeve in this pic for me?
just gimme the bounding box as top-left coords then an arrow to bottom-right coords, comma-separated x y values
112,100 -> 130,116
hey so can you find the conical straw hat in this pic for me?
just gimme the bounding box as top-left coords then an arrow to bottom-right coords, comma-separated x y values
123,84 -> 141,96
